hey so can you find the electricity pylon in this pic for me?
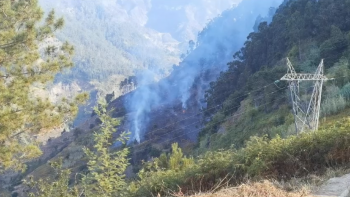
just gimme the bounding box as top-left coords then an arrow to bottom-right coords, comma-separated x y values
281,58 -> 329,133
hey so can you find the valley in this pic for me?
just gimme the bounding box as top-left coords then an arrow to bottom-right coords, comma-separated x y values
2,0 -> 350,196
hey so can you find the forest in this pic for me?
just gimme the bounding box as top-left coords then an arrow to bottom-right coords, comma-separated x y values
2,0 -> 350,196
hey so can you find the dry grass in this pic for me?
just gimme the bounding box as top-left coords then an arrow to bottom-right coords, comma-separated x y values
188,180 -> 313,197
185,168 -> 350,197
276,167 -> 350,193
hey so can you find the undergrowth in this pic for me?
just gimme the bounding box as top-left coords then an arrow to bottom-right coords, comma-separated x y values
131,117 -> 350,196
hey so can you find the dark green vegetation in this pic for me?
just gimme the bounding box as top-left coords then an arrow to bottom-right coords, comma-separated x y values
0,0 -> 87,172
132,0 -> 350,195
201,0 -> 350,151
24,115 -> 350,196
3,0 -> 350,196
25,100 -> 130,197
39,0 -> 180,84
132,117 -> 350,196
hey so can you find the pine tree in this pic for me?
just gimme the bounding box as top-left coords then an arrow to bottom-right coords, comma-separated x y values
25,160 -> 78,197
82,99 -> 130,197
0,0 -> 87,172
25,100 -> 129,197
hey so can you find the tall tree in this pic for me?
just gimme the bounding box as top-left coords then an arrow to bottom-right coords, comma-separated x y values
82,100 -> 130,197
25,100 -> 129,197
0,0 -> 86,172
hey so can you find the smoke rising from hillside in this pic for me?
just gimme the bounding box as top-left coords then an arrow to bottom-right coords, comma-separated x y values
126,0 -> 283,143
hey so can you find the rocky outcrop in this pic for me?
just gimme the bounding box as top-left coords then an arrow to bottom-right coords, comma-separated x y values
314,174 -> 350,197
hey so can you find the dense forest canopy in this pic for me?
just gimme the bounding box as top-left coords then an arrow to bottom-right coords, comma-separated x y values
201,0 -> 350,149
38,0 -> 242,85
3,0 -> 350,196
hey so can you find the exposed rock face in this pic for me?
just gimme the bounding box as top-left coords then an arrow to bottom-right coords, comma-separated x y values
314,173 -> 350,197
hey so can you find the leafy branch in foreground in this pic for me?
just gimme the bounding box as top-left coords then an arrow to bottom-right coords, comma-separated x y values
0,0 -> 87,172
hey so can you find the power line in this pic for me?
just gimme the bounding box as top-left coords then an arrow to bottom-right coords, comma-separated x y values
132,94 -> 290,153
124,81 -> 279,138
130,86 -> 289,151
129,75 -> 349,153
128,73 -> 335,145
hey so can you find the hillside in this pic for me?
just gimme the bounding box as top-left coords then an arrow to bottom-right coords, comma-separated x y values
3,0 -> 350,196
38,0 -> 243,93
36,0 -> 244,126
97,0 -> 350,195
0,0 -> 282,193
114,0 -> 282,143
199,0 -> 350,151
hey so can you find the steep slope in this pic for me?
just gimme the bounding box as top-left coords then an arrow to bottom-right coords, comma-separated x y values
38,0 -> 243,88
106,0 -> 283,167
0,0 -> 281,193
4,1 -> 350,196
199,0 -> 350,151
4,0 -> 350,196
39,0 -> 178,83
0,0 -> 282,189
38,0 -> 243,126
118,0 -> 282,142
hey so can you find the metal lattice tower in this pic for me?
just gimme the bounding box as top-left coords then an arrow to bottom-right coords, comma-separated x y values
281,58 -> 329,133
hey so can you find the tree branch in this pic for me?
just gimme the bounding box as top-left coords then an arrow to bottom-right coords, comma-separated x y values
0,40 -> 27,49
2,8 -> 8,18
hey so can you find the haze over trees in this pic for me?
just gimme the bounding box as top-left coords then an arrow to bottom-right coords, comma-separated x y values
3,0 -> 350,196
201,0 -> 350,149
38,0 -> 242,90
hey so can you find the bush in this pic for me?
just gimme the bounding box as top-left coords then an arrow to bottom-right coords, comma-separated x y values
340,83 -> 350,100
131,118 -> 350,197
321,85 -> 346,116
26,100 -> 131,197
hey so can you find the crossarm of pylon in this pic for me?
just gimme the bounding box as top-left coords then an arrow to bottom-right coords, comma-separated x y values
281,74 -> 328,81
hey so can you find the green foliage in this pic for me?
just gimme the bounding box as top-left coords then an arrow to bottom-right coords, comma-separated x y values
25,114 -> 350,197
134,143 -> 195,196
25,100 -> 130,197
328,58 -> 350,87
321,85 -> 347,116
0,0 -> 86,172
206,104 -> 293,151
132,118 -> 350,196
82,99 -> 130,197
202,0 -> 350,154
39,1 -> 178,84
25,160 -> 79,197
298,42 -> 321,72
15,0 -> 350,196
167,143 -> 194,171
340,82 -> 350,100
320,26 -> 348,68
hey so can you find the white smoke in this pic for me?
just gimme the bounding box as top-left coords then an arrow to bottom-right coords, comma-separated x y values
126,0 -> 284,143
